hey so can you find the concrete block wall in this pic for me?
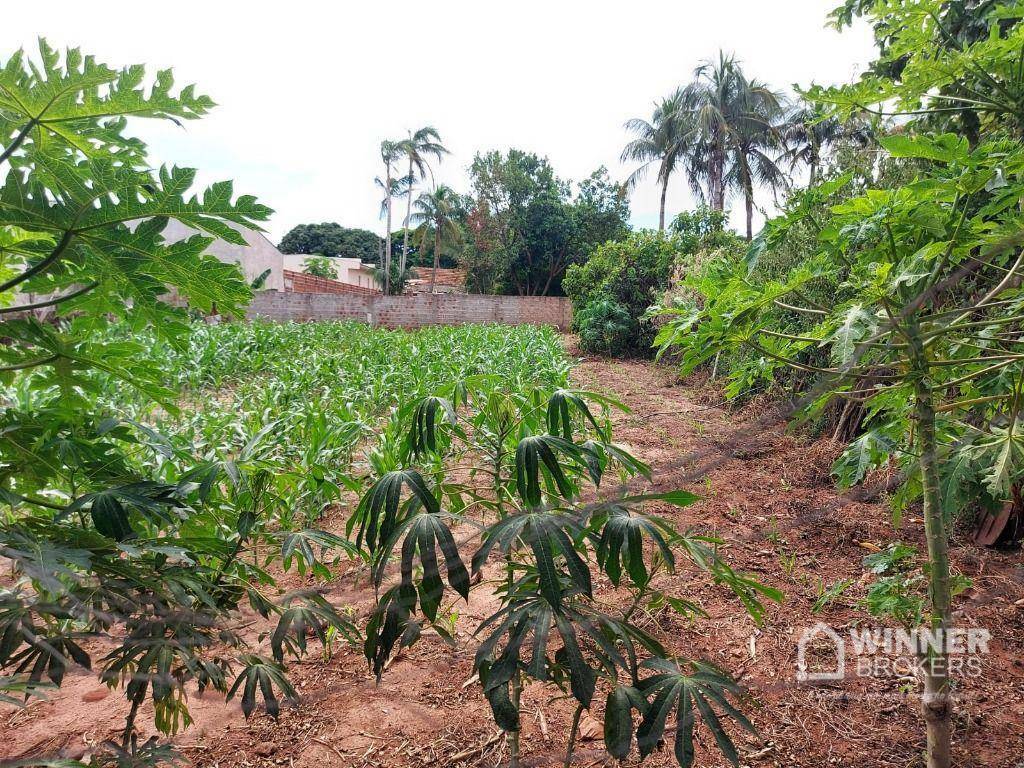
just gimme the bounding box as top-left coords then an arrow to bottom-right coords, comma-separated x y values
246,292 -> 572,330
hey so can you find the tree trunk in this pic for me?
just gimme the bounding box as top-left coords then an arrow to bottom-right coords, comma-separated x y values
809,133 -> 820,188
564,705 -> 584,768
909,323 -> 953,768
711,144 -> 726,211
401,159 -> 413,278
431,222 -> 440,294
739,159 -> 754,241
658,177 -> 668,231
508,670 -> 522,768
384,173 -> 393,296
745,187 -> 753,241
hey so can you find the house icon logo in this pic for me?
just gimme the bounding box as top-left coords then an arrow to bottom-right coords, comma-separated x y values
797,622 -> 845,682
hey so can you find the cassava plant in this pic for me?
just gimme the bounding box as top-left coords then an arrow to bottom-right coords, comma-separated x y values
349,377 -> 781,767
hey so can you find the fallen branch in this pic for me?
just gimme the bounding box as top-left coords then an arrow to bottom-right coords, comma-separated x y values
309,737 -> 347,761
437,730 -> 503,765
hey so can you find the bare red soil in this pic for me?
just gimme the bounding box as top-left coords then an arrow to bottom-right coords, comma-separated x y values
3,346 -> 1023,767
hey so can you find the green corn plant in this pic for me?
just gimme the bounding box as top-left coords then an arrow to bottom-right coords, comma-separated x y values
350,378 -> 781,768
99,320 -> 569,526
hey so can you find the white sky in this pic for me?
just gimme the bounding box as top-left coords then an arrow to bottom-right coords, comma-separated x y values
7,1 -> 875,242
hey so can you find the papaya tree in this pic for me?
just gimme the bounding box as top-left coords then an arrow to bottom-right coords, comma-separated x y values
0,41 -> 356,758
655,4 -> 1024,763
658,131 -> 1024,768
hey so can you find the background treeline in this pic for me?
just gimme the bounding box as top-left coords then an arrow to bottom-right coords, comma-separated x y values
279,157 -> 631,297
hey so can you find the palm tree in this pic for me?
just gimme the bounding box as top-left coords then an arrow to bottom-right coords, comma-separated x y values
727,106 -> 788,241
379,139 -> 402,294
621,88 -> 693,231
780,104 -> 872,186
682,52 -> 788,239
375,174 -> 412,293
397,128 -> 448,278
411,185 -> 463,293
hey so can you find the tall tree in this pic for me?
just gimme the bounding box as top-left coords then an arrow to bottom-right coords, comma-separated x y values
397,127 -> 448,278
278,223 -> 381,260
573,167 -> 631,253
683,52 -> 788,239
621,88 -> 692,231
411,185 -> 463,293
302,255 -> 338,279
466,152 -> 630,296
379,140 -> 402,294
779,105 -> 871,186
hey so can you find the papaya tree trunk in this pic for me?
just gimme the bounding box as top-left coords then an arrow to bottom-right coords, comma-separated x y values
909,323 -> 953,768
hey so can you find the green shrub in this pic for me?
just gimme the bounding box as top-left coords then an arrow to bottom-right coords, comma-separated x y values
563,231 -> 679,352
575,297 -> 634,355
303,255 -> 338,279
669,206 -> 736,251
564,211 -> 746,356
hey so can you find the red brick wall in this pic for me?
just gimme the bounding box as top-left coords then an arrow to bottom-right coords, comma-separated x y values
247,292 -> 572,330
283,270 -> 380,296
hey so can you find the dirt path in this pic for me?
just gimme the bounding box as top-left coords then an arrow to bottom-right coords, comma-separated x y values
4,350 -> 1023,767
569,352 -> 1024,768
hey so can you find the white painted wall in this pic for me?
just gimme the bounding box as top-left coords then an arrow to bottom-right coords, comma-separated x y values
161,219 -> 285,291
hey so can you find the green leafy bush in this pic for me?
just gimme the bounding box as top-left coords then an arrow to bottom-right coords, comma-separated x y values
565,211 -> 745,356
302,255 -> 338,279
669,206 -> 736,251
654,179 -> 854,400
575,297 -> 633,355
563,231 -> 679,352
